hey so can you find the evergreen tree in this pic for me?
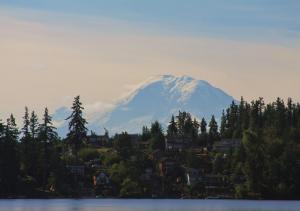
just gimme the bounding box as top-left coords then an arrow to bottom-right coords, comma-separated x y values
0,114 -> 20,195
22,107 -> 30,138
176,111 -> 195,145
242,130 -> 266,194
0,119 -> 5,195
208,115 -> 219,147
200,118 -> 207,134
191,118 -> 199,140
0,119 -> 4,138
39,107 -> 57,143
28,111 -> 40,180
242,101 -> 251,131
38,108 -> 58,188
227,101 -> 239,138
287,98 -> 294,127
220,110 -> 226,138
141,126 -> 151,142
20,107 -> 36,177
6,114 -> 19,140
249,98 -> 265,131
30,111 -> 39,139
114,132 -> 133,158
66,95 -> 88,162
150,121 -> 165,150
176,111 -> 190,137
234,97 -> 245,138
274,97 -> 286,135
198,118 -> 208,147
167,115 -> 177,137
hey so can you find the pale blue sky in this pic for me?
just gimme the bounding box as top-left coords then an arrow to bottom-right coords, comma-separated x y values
0,0 -> 300,122
1,0 -> 300,44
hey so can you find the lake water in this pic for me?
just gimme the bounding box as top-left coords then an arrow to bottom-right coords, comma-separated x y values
0,199 -> 299,211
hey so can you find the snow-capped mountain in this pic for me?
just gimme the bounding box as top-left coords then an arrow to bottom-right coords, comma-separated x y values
54,75 -> 236,137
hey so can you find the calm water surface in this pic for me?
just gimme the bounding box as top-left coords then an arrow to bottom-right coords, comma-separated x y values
0,199 -> 299,211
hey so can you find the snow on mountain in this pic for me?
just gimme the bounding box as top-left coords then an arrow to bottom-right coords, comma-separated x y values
53,75 -> 236,137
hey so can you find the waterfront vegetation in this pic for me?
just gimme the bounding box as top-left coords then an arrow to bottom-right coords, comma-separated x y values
0,96 -> 300,199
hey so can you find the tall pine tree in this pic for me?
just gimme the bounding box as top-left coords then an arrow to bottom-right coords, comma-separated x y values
22,107 -> 30,138
38,108 -> 58,188
208,115 -> 219,147
167,115 -> 178,137
0,114 -> 20,195
20,107 -> 35,177
200,118 -> 207,134
39,107 -> 57,143
30,111 -> 39,139
66,95 -> 88,163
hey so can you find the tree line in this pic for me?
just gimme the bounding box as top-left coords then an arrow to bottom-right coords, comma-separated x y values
0,96 -> 300,199
220,97 -> 300,199
0,96 -> 87,197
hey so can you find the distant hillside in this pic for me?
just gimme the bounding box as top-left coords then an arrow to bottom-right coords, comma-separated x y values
54,75 -> 236,136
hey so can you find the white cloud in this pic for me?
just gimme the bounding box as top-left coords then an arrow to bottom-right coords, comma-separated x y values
0,6 -> 300,127
84,101 -> 116,121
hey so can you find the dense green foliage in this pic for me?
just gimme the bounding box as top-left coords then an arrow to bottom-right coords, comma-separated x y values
66,96 -> 88,163
222,97 -> 300,199
0,96 -> 300,199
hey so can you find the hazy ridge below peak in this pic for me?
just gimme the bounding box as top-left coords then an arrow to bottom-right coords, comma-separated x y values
54,75 -> 236,136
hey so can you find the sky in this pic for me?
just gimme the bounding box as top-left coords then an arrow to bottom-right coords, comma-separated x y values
0,0 -> 300,123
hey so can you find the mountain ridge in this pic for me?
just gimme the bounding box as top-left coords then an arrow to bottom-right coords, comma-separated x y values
53,75 -> 236,136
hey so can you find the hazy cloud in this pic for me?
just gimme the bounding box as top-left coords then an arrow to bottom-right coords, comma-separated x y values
0,6 -> 300,126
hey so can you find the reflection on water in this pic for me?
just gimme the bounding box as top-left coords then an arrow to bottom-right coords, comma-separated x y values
0,199 -> 299,211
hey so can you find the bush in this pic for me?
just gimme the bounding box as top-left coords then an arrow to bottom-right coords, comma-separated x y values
78,148 -> 100,161
120,177 -> 141,198
235,184 -> 248,199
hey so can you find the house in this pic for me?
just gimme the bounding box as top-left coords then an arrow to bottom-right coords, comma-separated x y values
185,167 -> 203,186
213,138 -> 241,153
189,147 -> 209,159
203,174 -> 229,194
87,134 -> 109,148
140,168 -> 154,182
66,165 -> 85,176
93,172 -> 110,186
138,141 -> 150,150
165,137 -> 186,152
85,158 -> 101,169
158,158 -> 178,176
93,171 -> 113,196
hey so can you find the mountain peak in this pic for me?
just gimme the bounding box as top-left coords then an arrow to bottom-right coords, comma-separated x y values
153,74 -> 197,82
94,75 -> 235,134
152,74 -> 211,86
54,75 -> 235,136
140,75 -> 217,103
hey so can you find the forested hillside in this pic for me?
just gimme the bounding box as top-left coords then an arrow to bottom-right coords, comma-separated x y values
0,96 -> 299,199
